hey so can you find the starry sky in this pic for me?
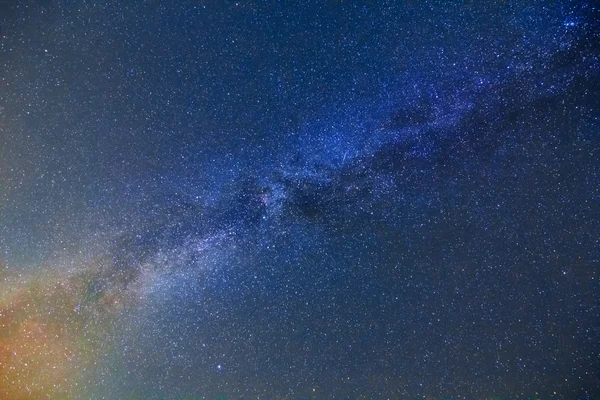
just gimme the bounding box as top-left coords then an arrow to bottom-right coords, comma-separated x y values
0,1 -> 599,399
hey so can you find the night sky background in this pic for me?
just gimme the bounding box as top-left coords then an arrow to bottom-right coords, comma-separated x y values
0,1 -> 599,399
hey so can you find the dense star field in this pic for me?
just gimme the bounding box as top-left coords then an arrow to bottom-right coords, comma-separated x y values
0,1 -> 599,399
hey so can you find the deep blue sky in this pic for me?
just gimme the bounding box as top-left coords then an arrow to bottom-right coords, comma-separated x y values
0,1 -> 598,399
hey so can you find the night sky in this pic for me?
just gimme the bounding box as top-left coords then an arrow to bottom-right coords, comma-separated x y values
0,1 -> 599,399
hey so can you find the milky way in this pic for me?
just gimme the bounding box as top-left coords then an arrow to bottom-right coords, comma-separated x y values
0,1 -> 599,399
